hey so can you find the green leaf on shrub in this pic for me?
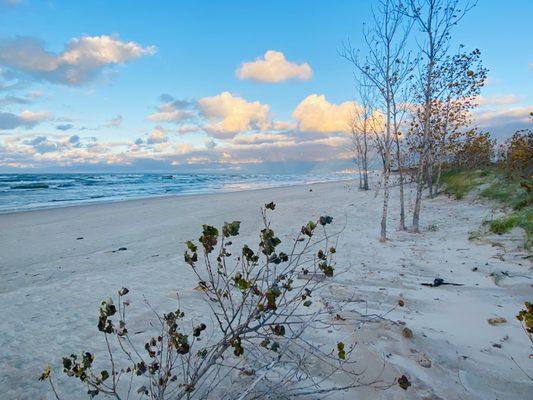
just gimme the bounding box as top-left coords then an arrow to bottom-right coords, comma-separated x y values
260,228 -> 281,255
100,370 -> 109,381
199,225 -> 218,253
186,241 -> 197,252
301,221 -> 317,237
337,342 -> 346,360
222,221 -> 241,237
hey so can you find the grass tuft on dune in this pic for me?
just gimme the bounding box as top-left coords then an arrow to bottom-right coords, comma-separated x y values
441,167 -> 532,248
440,168 -> 494,199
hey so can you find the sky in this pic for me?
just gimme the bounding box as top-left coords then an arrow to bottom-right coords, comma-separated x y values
0,0 -> 531,173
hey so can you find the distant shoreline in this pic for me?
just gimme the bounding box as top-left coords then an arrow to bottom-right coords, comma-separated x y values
0,172 -> 363,214
1,176 -> 360,215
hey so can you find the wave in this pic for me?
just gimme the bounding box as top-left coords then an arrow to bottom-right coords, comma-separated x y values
10,183 -> 50,190
0,172 -> 355,212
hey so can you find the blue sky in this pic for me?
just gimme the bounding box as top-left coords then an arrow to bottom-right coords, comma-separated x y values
0,0 -> 531,172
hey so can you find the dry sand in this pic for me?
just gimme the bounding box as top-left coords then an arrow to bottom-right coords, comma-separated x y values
0,180 -> 531,399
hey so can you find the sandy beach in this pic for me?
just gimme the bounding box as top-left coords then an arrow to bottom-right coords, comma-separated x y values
0,180 -> 532,399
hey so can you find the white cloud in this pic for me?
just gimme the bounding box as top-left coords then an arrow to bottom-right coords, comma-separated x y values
292,94 -> 353,133
236,50 -> 312,83
474,106 -> 532,126
19,110 -> 49,122
177,123 -> 201,134
473,105 -> 532,139
0,109 -> 50,129
147,103 -> 194,122
198,91 -> 271,138
477,94 -> 522,107
59,35 -> 155,66
1,125 -> 355,170
272,120 -> 297,131
0,35 -> 156,85
232,132 -> 292,145
147,95 -> 196,123
146,126 -> 168,144
0,90 -> 367,170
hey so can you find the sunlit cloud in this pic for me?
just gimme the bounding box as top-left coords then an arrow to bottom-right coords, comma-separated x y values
147,95 -> 197,123
293,94 -> 353,133
146,125 -> 168,144
476,94 -> 523,107
0,125 -> 353,170
0,109 -> 50,129
0,35 -> 156,85
272,120 -> 297,131
236,50 -> 312,83
0,90 -> 366,170
147,104 -> 194,123
473,105 -> 532,139
474,106 -> 532,126
232,132 -> 292,145
198,91 -> 271,138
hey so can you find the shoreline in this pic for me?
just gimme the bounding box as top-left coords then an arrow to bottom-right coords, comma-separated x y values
0,175 -> 360,215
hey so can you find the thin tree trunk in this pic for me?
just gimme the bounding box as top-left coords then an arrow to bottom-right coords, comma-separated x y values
427,155 -> 434,198
411,36 -> 435,232
363,163 -> 369,190
411,158 -> 424,233
394,134 -> 406,230
380,164 -> 391,242
435,103 -> 451,195
380,93 -> 392,242
362,134 -> 369,190
434,141 -> 445,195
358,159 -> 363,189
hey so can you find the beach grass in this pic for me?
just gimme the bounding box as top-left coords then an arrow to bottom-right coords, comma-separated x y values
441,167 -> 533,248
440,168 -> 495,199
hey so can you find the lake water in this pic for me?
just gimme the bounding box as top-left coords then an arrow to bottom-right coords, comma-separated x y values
0,172 -> 355,213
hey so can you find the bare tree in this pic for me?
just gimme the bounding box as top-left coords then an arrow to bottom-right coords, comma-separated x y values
348,75 -> 379,191
401,0 -> 476,232
390,87 -> 414,230
341,0 -> 412,241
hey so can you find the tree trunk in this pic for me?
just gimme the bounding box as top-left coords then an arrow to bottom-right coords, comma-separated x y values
362,135 -> 369,190
411,31 -> 435,231
380,165 -> 390,242
411,159 -> 424,233
394,133 -> 406,230
358,160 -> 363,190
427,156 -> 434,198
380,96 -> 392,242
363,168 -> 369,190
434,142 -> 445,195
